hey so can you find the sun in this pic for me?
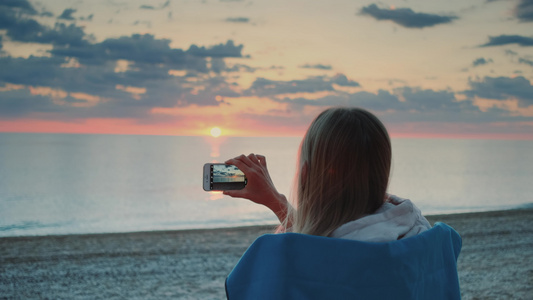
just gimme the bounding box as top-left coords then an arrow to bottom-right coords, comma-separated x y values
210,127 -> 222,138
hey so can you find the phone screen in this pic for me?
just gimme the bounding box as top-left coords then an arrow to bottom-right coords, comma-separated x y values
203,164 -> 247,191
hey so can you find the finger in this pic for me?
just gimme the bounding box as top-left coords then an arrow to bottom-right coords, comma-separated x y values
223,189 -> 247,199
226,158 -> 249,175
231,154 -> 254,167
256,155 -> 267,167
226,154 -> 251,168
248,153 -> 260,165
225,154 -> 245,163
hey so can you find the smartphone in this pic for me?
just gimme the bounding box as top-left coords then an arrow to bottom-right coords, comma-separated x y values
203,163 -> 247,191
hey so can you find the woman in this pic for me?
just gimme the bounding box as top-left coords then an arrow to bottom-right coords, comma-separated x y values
224,107 -> 430,242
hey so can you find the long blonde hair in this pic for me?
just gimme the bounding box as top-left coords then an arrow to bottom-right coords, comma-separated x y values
289,107 -> 392,236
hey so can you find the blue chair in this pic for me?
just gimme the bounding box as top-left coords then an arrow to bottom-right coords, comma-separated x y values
226,222 -> 461,300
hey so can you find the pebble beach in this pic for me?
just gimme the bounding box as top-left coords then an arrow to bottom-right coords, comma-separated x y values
1,208 -> 532,299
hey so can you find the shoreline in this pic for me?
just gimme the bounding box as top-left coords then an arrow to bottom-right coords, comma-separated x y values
2,205 -> 532,239
1,208 -> 532,299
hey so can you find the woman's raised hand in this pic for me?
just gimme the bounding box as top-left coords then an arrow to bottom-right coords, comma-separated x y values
223,154 -> 288,223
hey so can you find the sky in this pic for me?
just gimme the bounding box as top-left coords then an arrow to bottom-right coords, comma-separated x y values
0,0 -> 532,138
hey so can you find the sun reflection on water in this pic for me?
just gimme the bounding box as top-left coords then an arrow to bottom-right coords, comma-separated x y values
205,136 -> 227,159
209,191 -> 224,201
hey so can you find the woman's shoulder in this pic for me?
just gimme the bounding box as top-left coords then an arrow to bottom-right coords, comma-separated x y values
330,194 -> 431,242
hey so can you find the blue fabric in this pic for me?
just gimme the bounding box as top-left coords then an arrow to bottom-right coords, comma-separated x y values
226,222 -> 461,300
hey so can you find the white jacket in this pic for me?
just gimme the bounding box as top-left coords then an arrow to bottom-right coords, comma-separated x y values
330,194 -> 431,242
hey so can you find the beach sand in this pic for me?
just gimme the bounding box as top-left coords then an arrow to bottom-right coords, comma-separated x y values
1,208 -> 532,300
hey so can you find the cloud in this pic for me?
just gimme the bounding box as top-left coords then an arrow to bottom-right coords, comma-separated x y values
0,56 -> 69,88
472,57 -> 493,67
464,76 -> 533,107
518,57 -> 533,67
359,4 -> 458,28
0,88 -> 64,117
0,5 -> 89,47
331,74 -> 360,87
211,58 -> 256,73
514,0 -> 533,22
480,35 -> 533,47
276,90 -> 402,111
50,35 -> 243,71
58,8 -> 76,20
226,17 -> 250,23
399,87 -> 479,113
249,77 -> 334,96
0,6 -> 246,119
299,64 -> 332,70
140,1 -> 171,10
0,0 -> 37,15
246,74 -> 359,97
0,52 -> 235,119
187,40 -> 244,58
273,87 -> 484,122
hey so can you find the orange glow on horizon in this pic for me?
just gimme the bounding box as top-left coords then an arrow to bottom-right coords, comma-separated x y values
0,117 -> 306,137
1,118 -> 532,140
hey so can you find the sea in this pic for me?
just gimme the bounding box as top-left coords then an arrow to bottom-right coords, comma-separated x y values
1,133 -> 532,237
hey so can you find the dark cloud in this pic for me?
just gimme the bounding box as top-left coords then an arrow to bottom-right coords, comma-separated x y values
244,86 -> 528,127
0,52 -> 231,119
0,0 -> 37,15
472,57 -> 493,67
39,23 -> 89,47
225,63 -> 256,73
0,88 -> 64,117
0,5 -> 246,119
515,0 -> 533,22
399,87 -> 479,113
210,58 -> 256,73
465,76 -> 533,107
1,41 -> 243,119
299,64 -> 332,70
0,5 -> 89,47
187,40 -> 243,58
359,4 -> 458,28
331,74 -> 360,87
247,77 -> 334,96
518,57 -> 533,66
58,8 -> 76,20
248,74 -> 359,97
140,1 -> 171,10
480,35 -> 533,47
276,90 -> 402,112
226,17 -> 249,23
0,56 -> 68,88
49,34 -> 243,71
246,74 -> 359,97
0,35 -> 3,50
274,87 -> 481,121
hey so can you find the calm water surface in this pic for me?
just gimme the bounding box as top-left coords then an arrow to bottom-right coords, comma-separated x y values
1,133 -> 532,236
